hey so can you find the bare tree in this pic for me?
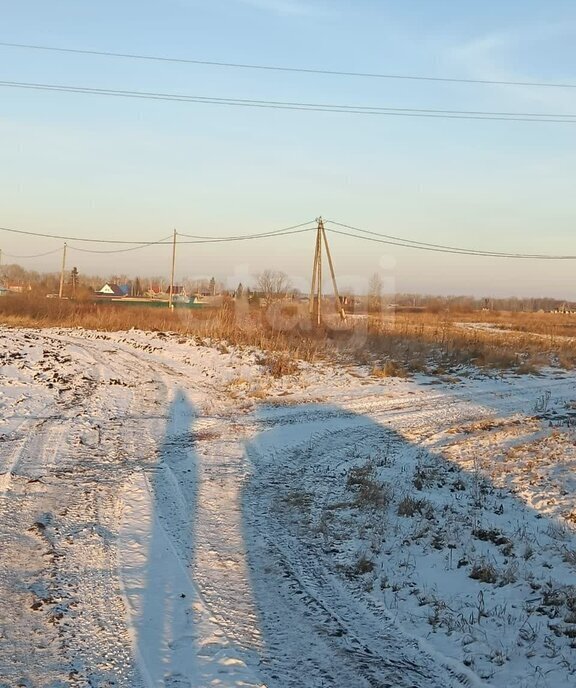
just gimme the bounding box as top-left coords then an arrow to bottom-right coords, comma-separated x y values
368,273 -> 384,312
133,277 -> 143,297
255,270 -> 292,303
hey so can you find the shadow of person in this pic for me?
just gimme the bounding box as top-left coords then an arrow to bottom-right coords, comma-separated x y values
240,399 -> 576,688
120,387 -> 263,688
120,388 -> 200,688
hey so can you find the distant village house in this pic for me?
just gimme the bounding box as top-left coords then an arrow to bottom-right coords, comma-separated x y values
95,283 -> 129,298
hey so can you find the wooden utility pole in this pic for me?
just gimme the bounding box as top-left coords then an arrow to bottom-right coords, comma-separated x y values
316,220 -> 323,326
309,217 -> 346,326
58,242 -> 67,299
320,220 -> 347,321
309,224 -> 321,317
169,229 -> 177,308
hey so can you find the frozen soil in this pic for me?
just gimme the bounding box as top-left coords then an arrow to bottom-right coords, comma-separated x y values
0,326 -> 575,687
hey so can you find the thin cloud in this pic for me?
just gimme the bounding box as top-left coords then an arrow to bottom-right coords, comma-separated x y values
235,0 -> 331,17
447,21 -> 576,77
445,23 -> 576,111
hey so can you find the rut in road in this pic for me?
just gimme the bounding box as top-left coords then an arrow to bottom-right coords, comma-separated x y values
241,403 -> 482,688
6,328 -> 554,687
0,332 -> 169,687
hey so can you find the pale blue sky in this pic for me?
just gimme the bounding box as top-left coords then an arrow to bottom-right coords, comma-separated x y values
2,0 -> 576,297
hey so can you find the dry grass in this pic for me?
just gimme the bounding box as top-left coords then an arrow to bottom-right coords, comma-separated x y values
2,296 -> 575,373
362,311 -> 576,371
346,462 -> 393,510
397,495 -> 434,518
0,295 -> 324,361
257,352 -> 300,378
456,310 -> 576,338
469,560 -> 498,584
371,360 -> 408,378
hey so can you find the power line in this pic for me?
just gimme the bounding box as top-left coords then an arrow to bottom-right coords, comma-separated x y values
2,80 -> 576,123
0,225 -> 175,244
68,241 -> 172,255
176,224 -> 316,243
0,222 -> 316,245
177,221 -> 315,240
1,40 -> 575,91
2,218 -> 575,260
67,227 -> 315,252
179,227 -> 315,243
325,220 -> 556,258
2,247 -> 63,259
325,224 -> 576,260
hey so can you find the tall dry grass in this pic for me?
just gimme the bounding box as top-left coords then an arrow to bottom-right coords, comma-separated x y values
452,310 -> 576,339
363,311 -> 576,371
1,296 -> 575,373
0,296 -> 324,361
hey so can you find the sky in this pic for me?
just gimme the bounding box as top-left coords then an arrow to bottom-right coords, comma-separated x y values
2,0 -> 576,297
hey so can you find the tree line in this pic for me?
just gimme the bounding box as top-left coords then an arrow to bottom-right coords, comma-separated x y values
0,262 -> 570,312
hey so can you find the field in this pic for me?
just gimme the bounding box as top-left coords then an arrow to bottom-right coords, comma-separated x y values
2,295 -> 576,372
1,320 -> 576,687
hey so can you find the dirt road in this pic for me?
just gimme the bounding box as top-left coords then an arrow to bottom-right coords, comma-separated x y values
1,327 -> 574,687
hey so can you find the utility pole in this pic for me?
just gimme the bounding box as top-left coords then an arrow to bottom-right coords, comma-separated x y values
59,242 -> 67,299
309,225 -> 321,318
169,229 -> 177,308
320,220 -> 347,321
317,221 -> 323,326
309,217 -> 346,327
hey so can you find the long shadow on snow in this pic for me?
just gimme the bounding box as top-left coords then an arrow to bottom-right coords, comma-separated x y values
130,388 -> 201,687
240,400 -> 576,688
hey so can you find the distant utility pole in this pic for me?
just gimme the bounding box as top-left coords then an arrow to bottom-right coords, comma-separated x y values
309,217 -> 346,326
59,242 -> 67,299
168,229 -> 177,308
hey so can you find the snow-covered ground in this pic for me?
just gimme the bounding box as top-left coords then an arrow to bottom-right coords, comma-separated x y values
1,326 -> 575,687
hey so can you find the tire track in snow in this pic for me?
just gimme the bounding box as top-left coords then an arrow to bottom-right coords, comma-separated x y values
243,404 -> 489,688
3,328 -> 568,687
0,331 -> 167,687
119,390 -> 264,688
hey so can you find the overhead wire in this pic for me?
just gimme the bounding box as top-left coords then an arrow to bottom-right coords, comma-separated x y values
176,225 -> 316,243
325,220 -> 558,258
0,225 -> 175,244
1,220 -> 574,261
2,229 -> 316,261
0,222 -> 316,245
2,80 -> 576,123
324,225 -> 576,260
177,220 -> 315,240
67,227 -> 315,251
67,239 -> 173,254
3,225 -> 576,260
2,247 -> 63,259
1,41 -> 575,90
3,44 -> 574,263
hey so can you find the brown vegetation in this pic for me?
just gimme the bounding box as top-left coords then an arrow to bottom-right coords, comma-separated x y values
1,295 -> 575,373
